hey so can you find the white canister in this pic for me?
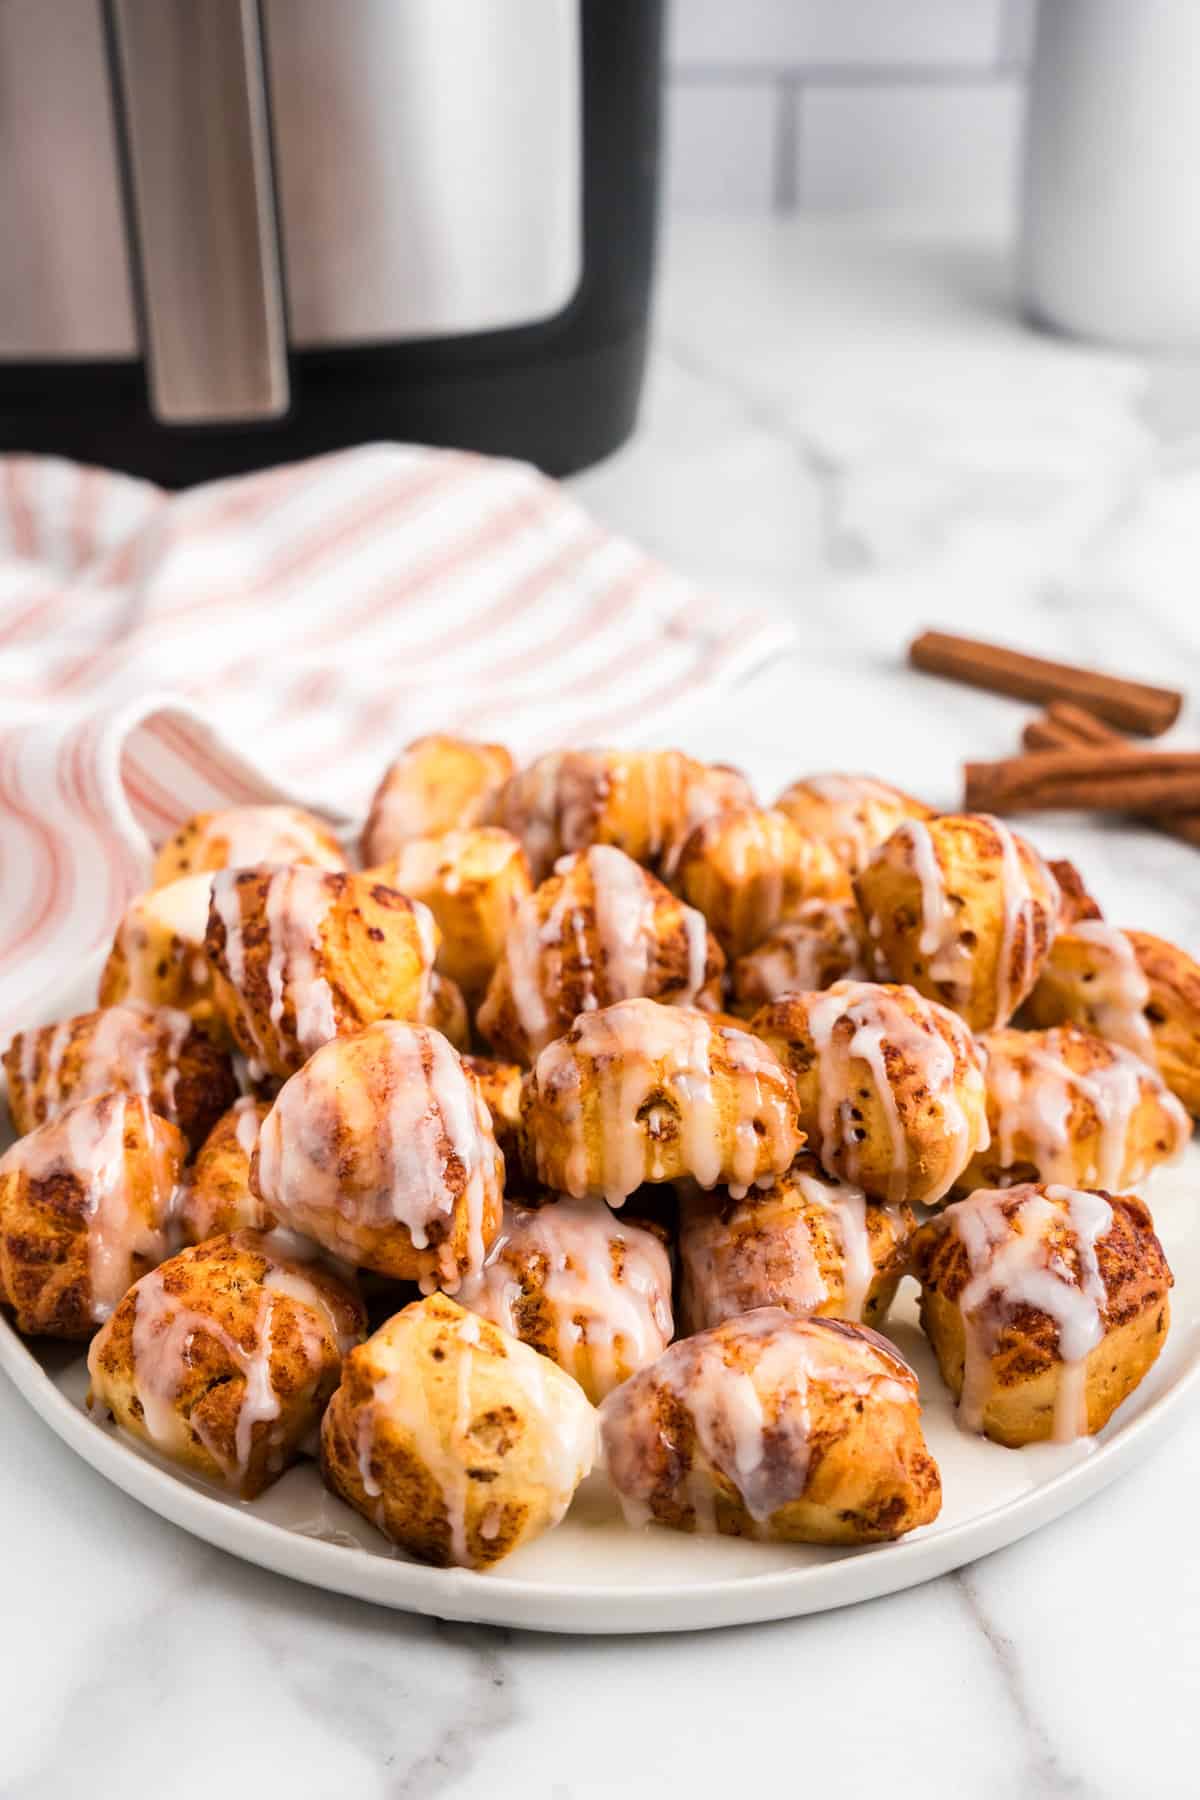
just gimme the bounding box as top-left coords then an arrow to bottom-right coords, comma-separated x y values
1020,0 -> 1200,348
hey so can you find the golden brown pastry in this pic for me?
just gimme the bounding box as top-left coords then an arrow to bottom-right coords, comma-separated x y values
252,1020 -> 504,1288
912,1182 -> 1171,1446
598,1309 -> 941,1543
423,972 -> 470,1052
0,1092 -> 185,1338
491,748 -> 754,882
1026,921 -> 1200,1118
677,1156 -> 914,1335
958,1025 -> 1189,1194
205,865 -> 436,1080
521,998 -> 803,1207
367,826 -> 532,1006
461,1055 -> 524,1172
674,805 -> 849,959
1047,858 -> 1103,927
87,1230 -> 365,1497
177,1098 -> 274,1246
478,845 -> 724,1065
752,981 -> 988,1204
4,1001 -> 237,1150
730,897 -> 871,1010
457,1194 -> 673,1401
361,734 -> 515,865
774,774 -> 934,877
854,812 -> 1061,1030
98,874 -> 217,1026
153,804 -> 346,887
321,1291 -> 596,1569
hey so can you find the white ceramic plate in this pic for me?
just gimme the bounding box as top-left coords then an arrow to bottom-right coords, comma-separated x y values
2,963 -> 1198,1634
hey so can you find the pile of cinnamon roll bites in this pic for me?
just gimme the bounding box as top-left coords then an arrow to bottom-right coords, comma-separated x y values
1,737 -> 1196,1570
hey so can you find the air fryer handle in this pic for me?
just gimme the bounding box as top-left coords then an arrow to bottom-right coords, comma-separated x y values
106,0 -> 289,426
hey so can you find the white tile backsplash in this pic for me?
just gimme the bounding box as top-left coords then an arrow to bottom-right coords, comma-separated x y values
670,0 -> 1007,71
799,80 -> 1025,224
665,82 -> 780,214
666,0 -> 1036,217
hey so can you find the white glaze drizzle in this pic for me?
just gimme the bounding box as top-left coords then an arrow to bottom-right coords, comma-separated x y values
804,981 -> 984,1203
1067,921 -> 1155,1054
457,1195 -> 673,1398
529,999 -> 798,1208
888,819 -> 976,1008
598,1307 -> 913,1531
503,846 -> 711,1057
199,805 -> 342,872
945,1183 -> 1112,1443
981,1028 -> 1189,1190
354,1304 -> 597,1565
232,1095 -> 262,1158
254,1023 -> 498,1290
679,1167 -> 890,1330
0,1092 -> 176,1321
734,900 -> 868,1005
988,814 -> 1057,1025
115,1244 -> 348,1486
17,1003 -> 194,1129
264,866 -> 339,1055
783,774 -> 909,872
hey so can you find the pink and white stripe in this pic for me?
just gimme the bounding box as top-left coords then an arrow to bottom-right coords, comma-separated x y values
0,444 -> 793,1038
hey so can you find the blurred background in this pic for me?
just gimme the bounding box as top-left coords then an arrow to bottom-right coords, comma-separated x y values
0,0 -> 1197,488
666,0 -> 1032,225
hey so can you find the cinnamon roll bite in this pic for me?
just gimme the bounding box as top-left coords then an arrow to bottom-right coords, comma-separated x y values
367,825 -> 532,1007
252,1021 -> 504,1289
321,1292 -> 597,1570
4,1002 -> 237,1149
492,748 -> 754,883
751,981 -> 988,1205
912,1182 -> 1172,1446
1047,859 -> 1103,928
674,806 -> 848,960
774,775 -> 934,878
958,1025 -> 1189,1194
460,1056 -> 524,1176
422,972 -> 470,1052
854,812 -> 1062,1031
205,866 -> 437,1080
88,1231 -> 365,1497
0,1093 -> 185,1338
677,1157 -> 914,1335
521,998 -> 803,1208
599,1309 -> 941,1544
98,874 -> 218,1027
177,1098 -> 274,1247
478,845 -> 723,1065
457,1194 -> 673,1402
361,734 -> 515,865
730,898 -> 871,1011
1027,923 -> 1200,1118
153,804 -> 346,888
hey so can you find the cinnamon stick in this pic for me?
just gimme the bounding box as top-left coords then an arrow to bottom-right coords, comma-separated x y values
964,746 -> 1200,816
910,630 -> 1182,737
1023,703 -> 1200,848
1022,700 -> 1121,752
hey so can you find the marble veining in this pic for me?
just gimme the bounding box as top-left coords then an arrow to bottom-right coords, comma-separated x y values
3,217 -> 1199,1798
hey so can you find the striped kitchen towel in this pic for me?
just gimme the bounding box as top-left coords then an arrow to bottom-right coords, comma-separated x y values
0,444 -> 794,1037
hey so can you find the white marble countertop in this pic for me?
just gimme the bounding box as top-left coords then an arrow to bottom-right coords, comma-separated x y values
4,216 -> 1200,1798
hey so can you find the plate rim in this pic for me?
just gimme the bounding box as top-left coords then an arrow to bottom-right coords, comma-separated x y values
2,952 -> 1197,1634
2,1304 -> 1196,1634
